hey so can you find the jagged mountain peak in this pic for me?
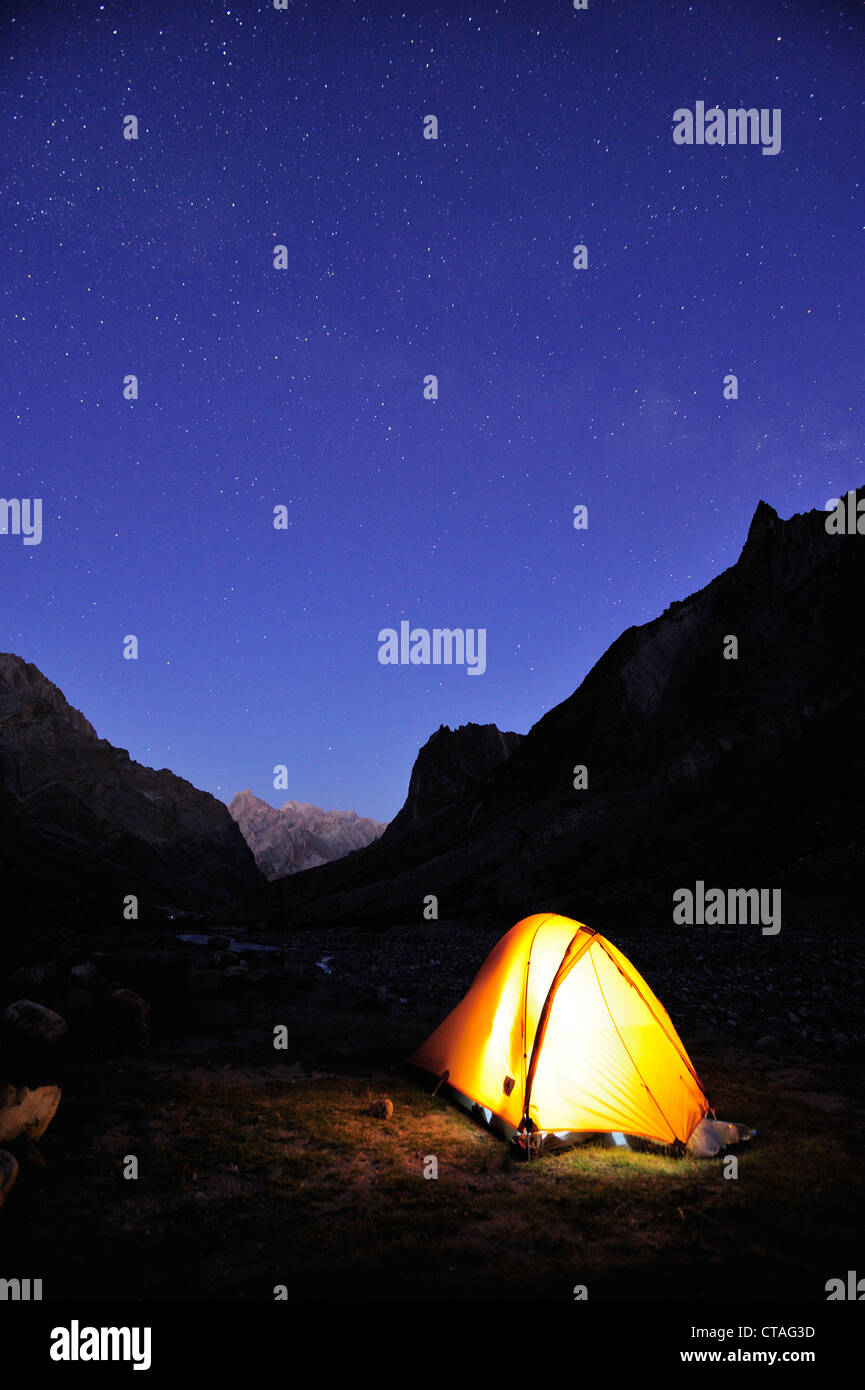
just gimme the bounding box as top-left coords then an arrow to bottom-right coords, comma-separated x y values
229,788 -> 386,879
385,721 -> 524,833
745,497 -> 780,541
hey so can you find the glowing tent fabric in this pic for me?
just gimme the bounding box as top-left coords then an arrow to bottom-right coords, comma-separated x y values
408,913 -> 709,1145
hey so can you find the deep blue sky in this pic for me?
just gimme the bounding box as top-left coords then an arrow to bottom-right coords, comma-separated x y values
2,0 -> 863,822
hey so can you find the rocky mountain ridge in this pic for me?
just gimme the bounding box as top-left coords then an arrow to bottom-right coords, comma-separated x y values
381,722 -> 523,837
0,654 -> 263,923
257,494 -> 865,930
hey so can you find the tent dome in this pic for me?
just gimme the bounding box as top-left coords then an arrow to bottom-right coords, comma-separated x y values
408,913 -> 709,1146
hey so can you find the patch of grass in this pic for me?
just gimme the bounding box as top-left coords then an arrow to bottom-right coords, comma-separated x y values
2,1049 -> 863,1299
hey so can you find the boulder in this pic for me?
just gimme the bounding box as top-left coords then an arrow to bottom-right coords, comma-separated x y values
1,999 -> 68,1048
0,1149 -> 19,1210
5,1137 -> 49,1176
108,989 -> 151,1051
69,962 -> 110,997
8,966 -> 46,994
0,1083 -> 61,1144
369,1098 -> 394,1121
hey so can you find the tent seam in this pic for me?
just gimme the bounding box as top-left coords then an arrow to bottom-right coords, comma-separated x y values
588,947 -> 681,1144
596,940 -> 711,1109
521,913 -> 559,1113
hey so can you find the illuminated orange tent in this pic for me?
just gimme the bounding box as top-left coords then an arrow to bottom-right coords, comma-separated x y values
409,913 -> 710,1151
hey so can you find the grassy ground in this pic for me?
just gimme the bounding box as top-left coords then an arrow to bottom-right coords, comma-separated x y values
3,1043 -> 862,1301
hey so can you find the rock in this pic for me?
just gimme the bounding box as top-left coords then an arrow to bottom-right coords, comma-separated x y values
213,950 -> 241,969
369,1098 -> 394,1120
0,1083 -> 61,1144
108,989 -> 151,1051
9,965 -> 46,993
207,936 -> 230,951
832,1032 -> 849,1049
756,1035 -> 781,1050
5,1137 -> 49,1176
1,999 -> 68,1048
222,966 -> 248,991
69,962 -> 110,997
0,1149 -> 19,1210
189,970 -> 222,996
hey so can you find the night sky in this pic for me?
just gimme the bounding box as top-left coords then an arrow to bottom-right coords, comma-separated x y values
2,0 -> 862,823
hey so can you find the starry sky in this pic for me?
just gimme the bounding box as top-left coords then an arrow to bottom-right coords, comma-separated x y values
1,0 -> 863,823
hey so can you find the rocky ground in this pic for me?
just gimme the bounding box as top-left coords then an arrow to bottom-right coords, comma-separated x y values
5,912 -> 862,1075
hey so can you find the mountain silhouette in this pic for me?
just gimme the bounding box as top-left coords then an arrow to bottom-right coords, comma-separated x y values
256,495 -> 865,931
0,653 -> 263,925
